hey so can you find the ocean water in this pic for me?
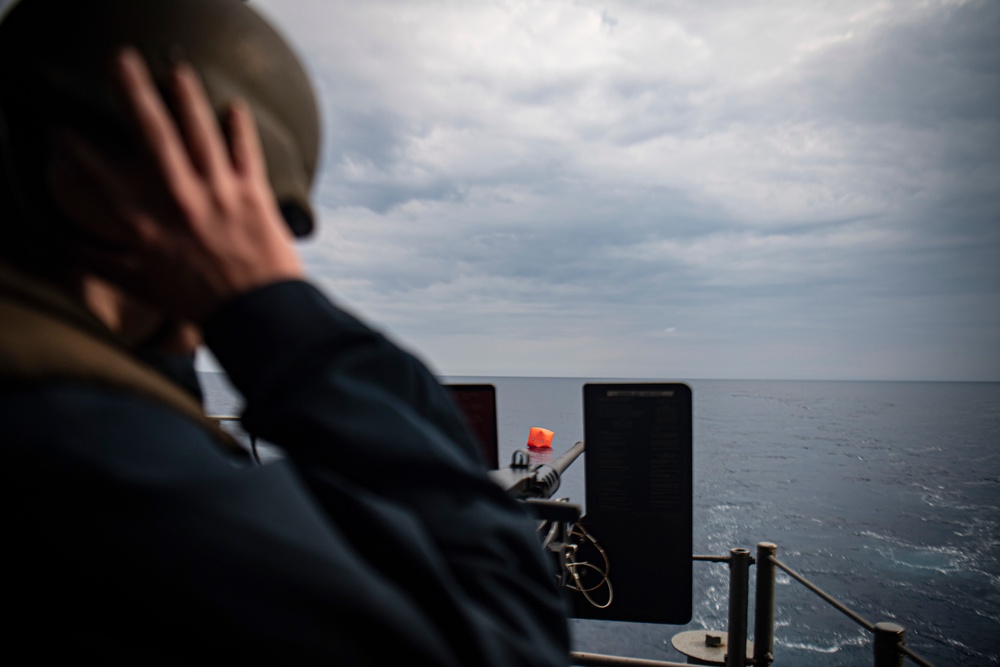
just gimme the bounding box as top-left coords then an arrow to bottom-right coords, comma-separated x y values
200,374 -> 1000,665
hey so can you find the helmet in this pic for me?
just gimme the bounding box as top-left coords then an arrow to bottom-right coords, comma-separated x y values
0,0 -> 320,239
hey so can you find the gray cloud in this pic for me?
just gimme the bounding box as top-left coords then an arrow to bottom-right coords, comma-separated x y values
790,1 -> 1000,127
245,0 -> 1000,379
3,0 -> 990,379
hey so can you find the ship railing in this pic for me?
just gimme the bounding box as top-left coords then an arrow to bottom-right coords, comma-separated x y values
757,543 -> 935,667
571,541 -> 937,667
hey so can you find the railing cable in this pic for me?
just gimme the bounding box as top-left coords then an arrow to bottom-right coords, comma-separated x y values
769,554 -> 875,631
766,550 -> 937,667
899,642 -> 937,667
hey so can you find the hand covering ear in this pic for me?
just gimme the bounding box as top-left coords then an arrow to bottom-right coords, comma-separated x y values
51,49 -> 303,323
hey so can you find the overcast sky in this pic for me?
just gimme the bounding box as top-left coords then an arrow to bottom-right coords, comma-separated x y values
7,0 -> 997,380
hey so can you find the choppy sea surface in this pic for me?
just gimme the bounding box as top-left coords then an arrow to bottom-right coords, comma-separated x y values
200,374 -> 1000,666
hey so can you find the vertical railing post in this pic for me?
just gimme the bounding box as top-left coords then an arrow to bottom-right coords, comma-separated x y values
753,542 -> 777,667
873,622 -> 905,667
726,548 -> 750,667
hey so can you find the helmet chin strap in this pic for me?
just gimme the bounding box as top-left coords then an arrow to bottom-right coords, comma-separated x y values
133,318 -> 205,404
138,318 -> 191,352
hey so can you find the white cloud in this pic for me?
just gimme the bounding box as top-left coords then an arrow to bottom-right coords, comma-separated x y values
0,0 -> 982,380
0,0 -> 992,378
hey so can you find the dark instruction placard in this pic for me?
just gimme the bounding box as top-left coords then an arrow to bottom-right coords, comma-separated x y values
572,383 -> 692,624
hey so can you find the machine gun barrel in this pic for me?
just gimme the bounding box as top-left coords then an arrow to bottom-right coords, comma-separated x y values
489,440 -> 585,500
549,440 -> 585,477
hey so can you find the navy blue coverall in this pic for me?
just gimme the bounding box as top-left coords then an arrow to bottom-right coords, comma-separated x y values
1,280 -> 570,665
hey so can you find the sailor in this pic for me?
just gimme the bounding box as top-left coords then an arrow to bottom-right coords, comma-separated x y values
0,0 -> 570,664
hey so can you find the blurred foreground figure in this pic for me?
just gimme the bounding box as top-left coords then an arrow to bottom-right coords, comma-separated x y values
0,1 -> 569,664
